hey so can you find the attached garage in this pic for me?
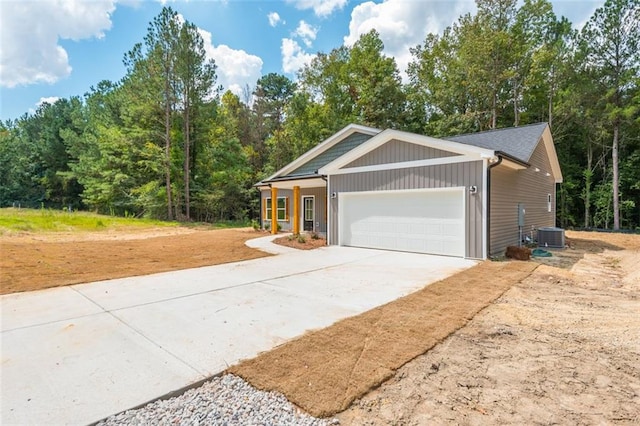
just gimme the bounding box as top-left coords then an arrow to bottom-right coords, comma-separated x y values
338,188 -> 466,257
257,123 -> 562,260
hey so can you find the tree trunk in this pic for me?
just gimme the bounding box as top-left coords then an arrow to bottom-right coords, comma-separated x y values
513,80 -> 519,127
612,122 -> 620,230
164,76 -> 173,221
584,143 -> 592,228
491,89 -> 497,129
184,92 -> 190,220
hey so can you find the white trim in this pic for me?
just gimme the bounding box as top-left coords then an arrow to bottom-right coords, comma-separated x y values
266,177 -> 326,190
482,158 -> 488,260
265,124 -> 380,181
265,196 -> 288,222
542,125 -> 563,183
320,129 -> 495,174
500,158 -> 527,170
328,154 -> 478,176
302,195 -> 315,232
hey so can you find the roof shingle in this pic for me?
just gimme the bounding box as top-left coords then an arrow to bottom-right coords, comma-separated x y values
445,122 -> 547,163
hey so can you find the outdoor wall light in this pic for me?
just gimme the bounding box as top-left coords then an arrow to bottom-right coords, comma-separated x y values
469,186 -> 478,194
331,192 -> 337,199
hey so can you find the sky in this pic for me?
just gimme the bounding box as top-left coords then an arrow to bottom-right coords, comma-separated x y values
0,0 -> 605,122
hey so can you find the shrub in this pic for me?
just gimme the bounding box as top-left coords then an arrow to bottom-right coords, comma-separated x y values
297,234 -> 307,244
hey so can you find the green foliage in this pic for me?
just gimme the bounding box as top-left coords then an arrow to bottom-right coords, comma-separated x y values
0,208 -> 175,234
1,0 -> 639,231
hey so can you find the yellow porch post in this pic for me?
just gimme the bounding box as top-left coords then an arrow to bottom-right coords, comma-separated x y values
293,186 -> 300,234
271,186 -> 278,234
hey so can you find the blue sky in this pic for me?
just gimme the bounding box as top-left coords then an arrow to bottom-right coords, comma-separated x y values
0,0 -> 604,122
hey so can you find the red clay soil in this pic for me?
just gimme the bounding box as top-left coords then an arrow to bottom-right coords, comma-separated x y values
0,228 -> 269,295
273,235 -> 327,250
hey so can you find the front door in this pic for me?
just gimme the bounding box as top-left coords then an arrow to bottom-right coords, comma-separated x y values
303,196 -> 314,231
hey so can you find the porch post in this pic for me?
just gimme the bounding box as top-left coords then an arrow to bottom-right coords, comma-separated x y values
271,186 -> 278,235
293,186 -> 300,234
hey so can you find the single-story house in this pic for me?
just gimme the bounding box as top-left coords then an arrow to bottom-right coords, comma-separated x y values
255,122 -> 562,259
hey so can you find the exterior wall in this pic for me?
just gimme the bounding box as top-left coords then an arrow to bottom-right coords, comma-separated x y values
489,139 -> 557,257
260,187 -> 327,233
300,187 -> 327,234
345,139 -> 458,168
261,188 -> 293,231
329,160 -> 485,259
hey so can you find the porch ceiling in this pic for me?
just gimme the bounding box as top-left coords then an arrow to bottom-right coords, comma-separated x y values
261,177 -> 326,190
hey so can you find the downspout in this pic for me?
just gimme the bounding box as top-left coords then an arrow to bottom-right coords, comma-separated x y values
486,155 -> 503,258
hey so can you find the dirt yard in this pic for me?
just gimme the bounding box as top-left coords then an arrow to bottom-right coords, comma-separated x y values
336,231 -> 640,425
0,227 -> 269,295
2,226 -> 638,423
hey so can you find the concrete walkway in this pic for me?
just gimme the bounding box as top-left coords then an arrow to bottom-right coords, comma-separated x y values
1,236 -> 475,425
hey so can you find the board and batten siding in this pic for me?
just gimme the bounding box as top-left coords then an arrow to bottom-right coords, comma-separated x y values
261,188 -> 293,231
344,139 -> 458,168
489,139 -> 557,256
329,160 -> 484,259
300,187 -> 327,233
260,187 -> 327,233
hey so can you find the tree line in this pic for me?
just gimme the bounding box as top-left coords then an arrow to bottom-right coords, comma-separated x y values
1,0 -> 638,229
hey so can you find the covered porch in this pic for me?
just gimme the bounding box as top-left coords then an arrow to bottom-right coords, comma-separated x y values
258,175 -> 327,236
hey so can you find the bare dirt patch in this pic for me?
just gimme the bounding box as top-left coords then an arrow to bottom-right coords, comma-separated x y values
228,260 -> 537,417
0,228 -> 269,295
336,231 -> 640,425
273,234 -> 327,250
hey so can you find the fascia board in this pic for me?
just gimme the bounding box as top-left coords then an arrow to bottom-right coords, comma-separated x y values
328,154 -> 480,175
542,125 -> 563,183
319,129 -> 496,174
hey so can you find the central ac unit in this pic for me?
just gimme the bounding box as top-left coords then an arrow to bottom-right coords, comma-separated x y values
537,227 -> 565,248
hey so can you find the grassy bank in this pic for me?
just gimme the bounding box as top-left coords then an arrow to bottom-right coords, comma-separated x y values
0,208 -> 177,234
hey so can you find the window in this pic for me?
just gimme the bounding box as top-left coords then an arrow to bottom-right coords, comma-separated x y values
265,197 -> 289,221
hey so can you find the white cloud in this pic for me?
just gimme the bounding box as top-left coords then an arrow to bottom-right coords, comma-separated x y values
287,0 -> 347,17
294,20 -> 318,48
0,0 -> 118,88
268,11 -> 283,27
196,28 -> 263,97
37,96 -> 61,107
344,0 -> 476,79
281,38 -> 314,74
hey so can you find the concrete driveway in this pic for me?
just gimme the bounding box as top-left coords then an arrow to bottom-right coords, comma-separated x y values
1,236 -> 475,425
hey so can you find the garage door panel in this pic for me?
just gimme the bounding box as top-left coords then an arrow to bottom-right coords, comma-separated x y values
340,189 -> 465,257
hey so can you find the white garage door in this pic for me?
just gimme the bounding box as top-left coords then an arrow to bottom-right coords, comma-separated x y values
339,188 -> 465,257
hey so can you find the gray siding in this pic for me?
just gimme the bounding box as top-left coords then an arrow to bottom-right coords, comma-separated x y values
300,187 -> 327,233
287,132 -> 373,176
260,187 -> 326,233
489,139 -> 556,257
329,160 -> 484,259
344,139 -> 458,168
261,188 -> 293,231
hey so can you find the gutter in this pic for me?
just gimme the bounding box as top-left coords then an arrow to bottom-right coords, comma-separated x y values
486,155 -> 503,258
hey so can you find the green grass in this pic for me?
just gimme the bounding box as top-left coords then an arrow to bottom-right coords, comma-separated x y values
0,208 -> 178,234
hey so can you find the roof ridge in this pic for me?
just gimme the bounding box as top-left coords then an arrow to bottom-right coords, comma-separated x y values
447,122 -> 547,138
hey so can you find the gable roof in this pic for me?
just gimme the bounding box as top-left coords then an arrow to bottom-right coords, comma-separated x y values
257,124 -> 380,185
258,122 -> 562,185
319,129 -> 496,174
446,122 -> 562,183
445,122 -> 548,163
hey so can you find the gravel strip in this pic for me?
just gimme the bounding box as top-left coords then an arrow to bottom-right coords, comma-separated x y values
97,374 -> 338,426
